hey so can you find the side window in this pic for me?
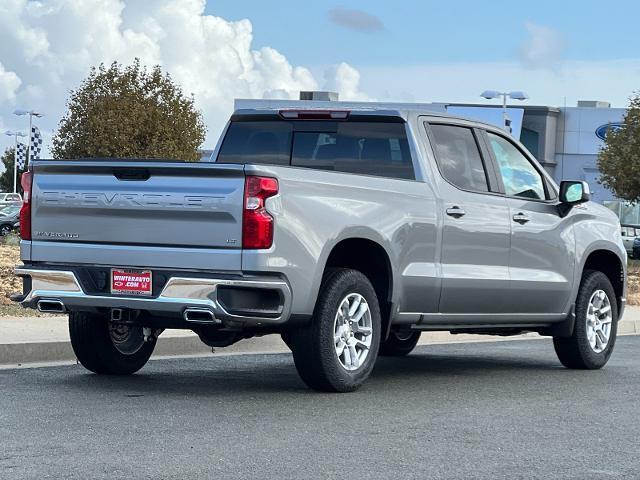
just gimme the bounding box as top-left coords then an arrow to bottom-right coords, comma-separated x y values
217,121 -> 292,166
487,132 -> 546,200
428,124 -> 489,192
291,122 -> 415,180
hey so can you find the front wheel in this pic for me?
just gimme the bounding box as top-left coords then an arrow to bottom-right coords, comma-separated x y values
553,270 -> 618,369
69,311 -> 155,375
289,269 -> 381,392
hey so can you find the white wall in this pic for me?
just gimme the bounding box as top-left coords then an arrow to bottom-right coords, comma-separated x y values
555,107 -> 625,202
557,107 -> 625,156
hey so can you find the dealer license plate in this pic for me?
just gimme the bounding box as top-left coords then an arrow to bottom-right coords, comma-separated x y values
111,269 -> 152,296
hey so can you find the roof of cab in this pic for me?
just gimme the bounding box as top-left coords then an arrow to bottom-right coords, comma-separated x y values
232,98 -> 501,130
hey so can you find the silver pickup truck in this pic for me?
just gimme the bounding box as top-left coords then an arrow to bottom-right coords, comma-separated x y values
13,104 -> 627,392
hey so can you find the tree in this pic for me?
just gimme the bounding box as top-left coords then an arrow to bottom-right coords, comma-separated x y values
51,59 -> 206,161
598,93 -> 640,202
0,147 -> 19,193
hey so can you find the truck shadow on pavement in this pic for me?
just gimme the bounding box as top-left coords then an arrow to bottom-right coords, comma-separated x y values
49,341 -> 575,397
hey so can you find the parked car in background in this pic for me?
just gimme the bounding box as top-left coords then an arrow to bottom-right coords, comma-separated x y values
621,225 -> 640,258
0,192 -> 22,208
0,204 -> 20,236
633,237 -> 640,260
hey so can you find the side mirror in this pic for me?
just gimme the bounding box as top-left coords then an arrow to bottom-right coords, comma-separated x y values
558,181 -> 590,217
560,180 -> 590,205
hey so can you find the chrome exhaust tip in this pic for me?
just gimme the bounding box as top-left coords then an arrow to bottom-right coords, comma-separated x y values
183,308 -> 220,324
37,299 -> 66,313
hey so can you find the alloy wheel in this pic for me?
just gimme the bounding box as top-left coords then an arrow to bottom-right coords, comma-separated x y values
333,293 -> 373,371
586,289 -> 613,354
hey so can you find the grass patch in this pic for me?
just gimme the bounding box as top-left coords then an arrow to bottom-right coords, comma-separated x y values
0,304 -> 47,317
2,233 -> 20,246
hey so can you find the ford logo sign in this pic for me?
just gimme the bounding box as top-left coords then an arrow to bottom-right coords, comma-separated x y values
595,122 -> 624,141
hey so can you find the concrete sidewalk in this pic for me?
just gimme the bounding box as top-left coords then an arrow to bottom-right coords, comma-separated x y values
2,306 -> 639,367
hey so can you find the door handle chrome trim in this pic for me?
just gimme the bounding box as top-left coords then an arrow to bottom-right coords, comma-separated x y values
513,213 -> 530,224
446,206 -> 466,218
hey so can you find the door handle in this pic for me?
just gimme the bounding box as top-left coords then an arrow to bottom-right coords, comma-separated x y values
512,212 -> 530,224
446,206 -> 466,218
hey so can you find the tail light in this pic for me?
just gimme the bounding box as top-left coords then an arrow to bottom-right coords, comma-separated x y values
243,176 -> 278,249
20,171 -> 33,240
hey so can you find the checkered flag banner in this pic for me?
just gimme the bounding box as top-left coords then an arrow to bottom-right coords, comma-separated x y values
30,125 -> 43,161
15,142 -> 27,170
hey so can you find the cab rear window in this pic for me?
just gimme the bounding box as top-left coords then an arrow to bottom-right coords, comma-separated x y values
217,120 -> 415,180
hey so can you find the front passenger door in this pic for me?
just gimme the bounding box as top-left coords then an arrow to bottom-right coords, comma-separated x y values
485,131 -> 574,315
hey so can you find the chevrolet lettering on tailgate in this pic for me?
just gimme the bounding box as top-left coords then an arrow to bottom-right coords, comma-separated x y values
41,191 -> 223,210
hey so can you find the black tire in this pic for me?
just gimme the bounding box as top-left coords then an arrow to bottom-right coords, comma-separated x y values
69,311 -> 155,375
0,224 -> 11,236
553,270 -> 618,369
379,330 -> 421,357
280,331 -> 295,352
289,268 -> 381,392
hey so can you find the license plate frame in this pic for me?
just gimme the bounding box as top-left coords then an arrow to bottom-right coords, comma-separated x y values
110,268 -> 153,296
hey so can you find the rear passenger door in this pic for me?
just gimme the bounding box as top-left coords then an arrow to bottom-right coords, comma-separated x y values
483,130 -> 574,315
425,122 -> 512,315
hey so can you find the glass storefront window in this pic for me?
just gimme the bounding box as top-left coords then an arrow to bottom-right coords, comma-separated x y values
621,203 -> 640,225
603,200 -> 640,225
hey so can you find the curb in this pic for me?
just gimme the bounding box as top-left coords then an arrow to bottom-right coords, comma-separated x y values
1,319 -> 639,368
618,318 -> 640,335
0,334 -> 289,367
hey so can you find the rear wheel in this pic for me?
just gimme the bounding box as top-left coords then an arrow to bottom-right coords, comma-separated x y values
289,269 -> 381,392
379,330 -> 421,357
69,311 -> 155,375
553,270 -> 618,369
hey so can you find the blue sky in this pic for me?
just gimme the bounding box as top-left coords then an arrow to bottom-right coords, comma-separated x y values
205,0 -> 640,66
2,0 -> 639,159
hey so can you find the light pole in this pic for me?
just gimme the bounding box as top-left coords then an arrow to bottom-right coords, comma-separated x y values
13,109 -> 43,166
480,90 -> 529,132
4,130 -> 27,193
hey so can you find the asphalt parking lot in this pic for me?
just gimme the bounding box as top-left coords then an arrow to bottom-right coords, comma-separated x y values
2,336 -> 639,479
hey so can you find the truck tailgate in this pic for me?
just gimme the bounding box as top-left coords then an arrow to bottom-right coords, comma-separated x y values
28,160 -> 245,270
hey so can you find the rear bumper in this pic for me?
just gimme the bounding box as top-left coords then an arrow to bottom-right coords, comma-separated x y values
14,267 -> 292,327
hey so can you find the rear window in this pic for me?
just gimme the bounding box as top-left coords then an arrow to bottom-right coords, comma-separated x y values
216,121 -> 292,166
217,120 -> 415,180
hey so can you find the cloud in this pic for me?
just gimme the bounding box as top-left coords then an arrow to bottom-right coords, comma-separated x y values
328,7 -> 384,33
0,0 -> 367,158
518,22 -> 566,69
0,62 -> 21,102
323,62 -> 369,101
